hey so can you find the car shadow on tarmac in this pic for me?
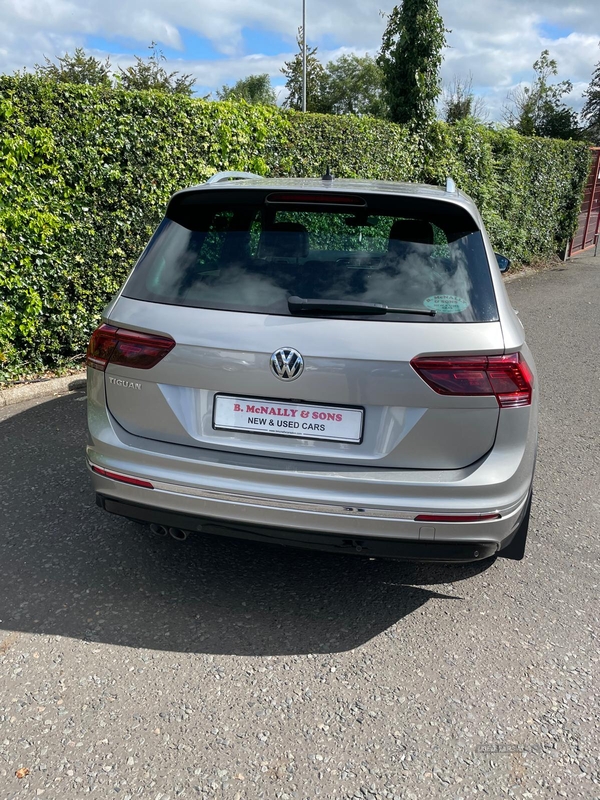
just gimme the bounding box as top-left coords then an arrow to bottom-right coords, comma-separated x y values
0,391 -> 494,656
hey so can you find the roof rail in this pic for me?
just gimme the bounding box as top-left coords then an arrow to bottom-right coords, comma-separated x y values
206,170 -> 263,184
445,176 -> 457,194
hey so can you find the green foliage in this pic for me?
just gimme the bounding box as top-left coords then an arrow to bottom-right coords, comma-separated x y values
0,76 -> 287,379
0,76 -> 590,381
34,47 -> 112,86
29,44 -> 197,97
217,74 -> 277,105
0,97 -> 76,373
443,75 -> 487,124
283,46 -> 387,118
322,54 -> 387,118
581,44 -> 600,144
280,112 -> 422,182
281,30 -> 329,113
505,51 -> 581,140
378,0 -> 447,126
118,42 -> 196,96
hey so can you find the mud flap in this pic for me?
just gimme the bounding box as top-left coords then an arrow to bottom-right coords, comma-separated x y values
498,491 -> 532,561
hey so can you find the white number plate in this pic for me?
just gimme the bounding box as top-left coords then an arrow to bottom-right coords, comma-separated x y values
213,395 -> 364,443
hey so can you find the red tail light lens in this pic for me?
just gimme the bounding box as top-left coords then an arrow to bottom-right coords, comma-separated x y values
87,324 -> 175,371
86,324 -> 119,370
411,353 -> 533,408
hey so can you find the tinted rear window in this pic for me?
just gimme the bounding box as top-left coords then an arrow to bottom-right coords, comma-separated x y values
123,190 -> 498,322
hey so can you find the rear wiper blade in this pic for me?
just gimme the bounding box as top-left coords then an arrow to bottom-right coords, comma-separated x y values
287,296 -> 436,317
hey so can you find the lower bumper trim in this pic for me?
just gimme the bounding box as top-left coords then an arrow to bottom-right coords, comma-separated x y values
97,495 -> 499,563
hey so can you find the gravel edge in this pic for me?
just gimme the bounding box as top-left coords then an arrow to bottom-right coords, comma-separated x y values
0,371 -> 87,408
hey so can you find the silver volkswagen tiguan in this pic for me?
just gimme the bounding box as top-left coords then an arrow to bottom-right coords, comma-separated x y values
87,173 -> 538,562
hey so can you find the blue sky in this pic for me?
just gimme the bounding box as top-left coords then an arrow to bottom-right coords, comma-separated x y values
86,31 -> 228,63
84,27 -> 296,95
1,0 -> 598,119
87,26 -> 293,63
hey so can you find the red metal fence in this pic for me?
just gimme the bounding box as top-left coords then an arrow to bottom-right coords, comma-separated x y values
567,147 -> 600,258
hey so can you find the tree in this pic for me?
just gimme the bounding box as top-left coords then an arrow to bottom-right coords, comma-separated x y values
119,42 -> 196,95
217,74 -> 276,105
504,50 -> 580,140
281,29 -> 328,112
582,44 -> 600,143
322,54 -> 387,118
378,0 -> 447,126
442,74 -> 487,124
34,47 -> 112,86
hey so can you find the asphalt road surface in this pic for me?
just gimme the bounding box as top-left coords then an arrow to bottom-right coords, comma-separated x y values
1,257 -> 598,800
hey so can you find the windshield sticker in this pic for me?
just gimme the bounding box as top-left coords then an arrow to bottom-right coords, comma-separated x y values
423,295 -> 470,314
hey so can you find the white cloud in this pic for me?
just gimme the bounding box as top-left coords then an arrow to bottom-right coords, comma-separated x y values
0,0 -> 598,120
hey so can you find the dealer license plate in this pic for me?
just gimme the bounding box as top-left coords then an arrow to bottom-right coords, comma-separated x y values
213,395 -> 364,443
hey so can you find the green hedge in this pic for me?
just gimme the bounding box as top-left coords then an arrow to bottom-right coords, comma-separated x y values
0,75 -> 591,381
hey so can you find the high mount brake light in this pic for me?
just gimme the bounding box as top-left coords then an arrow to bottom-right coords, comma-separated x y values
411,353 -> 533,408
266,192 -> 366,206
86,324 -> 175,371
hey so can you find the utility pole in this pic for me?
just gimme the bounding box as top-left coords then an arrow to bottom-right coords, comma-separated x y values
302,0 -> 307,112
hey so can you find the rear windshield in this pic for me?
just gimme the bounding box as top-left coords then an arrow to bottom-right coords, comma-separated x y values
123,190 -> 498,323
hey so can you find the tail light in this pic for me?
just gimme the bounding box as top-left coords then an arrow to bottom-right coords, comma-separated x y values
411,353 -> 533,408
87,324 -> 175,371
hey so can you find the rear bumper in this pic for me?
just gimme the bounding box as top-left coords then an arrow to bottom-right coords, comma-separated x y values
87,368 -> 537,561
90,463 -> 531,560
96,494 -> 501,562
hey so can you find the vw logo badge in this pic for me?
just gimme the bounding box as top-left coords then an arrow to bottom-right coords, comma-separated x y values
270,347 -> 304,381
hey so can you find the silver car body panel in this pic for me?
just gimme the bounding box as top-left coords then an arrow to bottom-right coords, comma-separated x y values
103,297 -> 505,469
88,177 -> 538,555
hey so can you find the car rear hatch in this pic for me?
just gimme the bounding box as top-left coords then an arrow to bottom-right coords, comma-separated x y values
93,185 -> 512,470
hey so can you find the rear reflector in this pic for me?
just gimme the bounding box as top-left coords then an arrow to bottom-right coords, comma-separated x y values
87,324 -> 175,371
410,353 -> 533,408
415,513 -> 501,523
91,465 -> 154,489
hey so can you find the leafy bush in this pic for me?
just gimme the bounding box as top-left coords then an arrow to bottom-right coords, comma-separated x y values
0,76 -> 591,380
